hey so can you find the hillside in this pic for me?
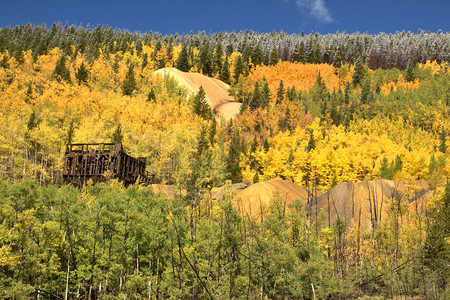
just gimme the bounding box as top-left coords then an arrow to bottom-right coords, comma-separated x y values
309,179 -> 432,232
233,179 -> 310,217
153,67 -> 241,120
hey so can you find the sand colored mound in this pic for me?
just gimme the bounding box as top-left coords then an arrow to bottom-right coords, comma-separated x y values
214,102 -> 242,121
311,179 -> 431,232
153,68 -> 241,120
151,184 -> 186,199
233,179 -> 309,218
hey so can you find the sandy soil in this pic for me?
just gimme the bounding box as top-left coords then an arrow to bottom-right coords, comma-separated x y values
311,179 -> 431,232
233,179 -> 310,219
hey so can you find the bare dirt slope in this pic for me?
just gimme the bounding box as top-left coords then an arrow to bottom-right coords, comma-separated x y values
153,68 -> 241,120
233,179 -> 310,218
310,179 -> 431,232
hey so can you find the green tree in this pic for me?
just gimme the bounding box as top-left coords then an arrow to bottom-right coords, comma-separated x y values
227,130 -> 242,183
53,55 -> 71,83
111,124 -> 123,143
405,60 -> 415,82
199,41 -> 213,76
233,55 -> 244,83
219,56 -> 231,84
176,44 -> 190,72
213,42 -> 223,75
193,86 -> 212,119
75,62 -> 89,85
122,64 -> 137,96
352,57 -> 366,86
276,79 -> 285,104
269,47 -> 279,66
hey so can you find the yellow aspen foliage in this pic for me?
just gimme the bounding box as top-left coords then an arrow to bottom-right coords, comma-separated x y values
380,73 -> 420,95
418,60 -> 449,75
247,61 -> 352,97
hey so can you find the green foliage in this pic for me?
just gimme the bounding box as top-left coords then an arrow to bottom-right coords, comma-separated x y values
111,124 -> 123,144
352,57 -> 366,86
219,56 -> 231,84
269,47 -> 278,66
121,64 -> 137,96
75,61 -> 89,84
227,130 -> 242,183
380,155 -> 403,180
233,54 -> 244,83
53,55 -> 71,83
176,44 -> 190,72
193,86 -> 212,119
422,180 -> 450,293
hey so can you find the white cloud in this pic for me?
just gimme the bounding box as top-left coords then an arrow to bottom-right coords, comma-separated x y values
294,0 -> 334,23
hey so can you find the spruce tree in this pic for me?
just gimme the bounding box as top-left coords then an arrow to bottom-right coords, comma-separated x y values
176,44 -> 190,72
352,57 -> 366,86
405,60 -> 415,82
227,130 -> 243,183
251,43 -> 264,66
250,82 -> 262,111
213,42 -> 223,76
193,86 -> 212,119
233,55 -> 244,83
53,55 -> 71,83
111,124 -> 123,144
269,47 -> 279,66
261,80 -> 270,108
199,41 -> 213,76
122,64 -> 137,96
75,62 -> 89,85
219,56 -> 231,84
276,80 -> 285,104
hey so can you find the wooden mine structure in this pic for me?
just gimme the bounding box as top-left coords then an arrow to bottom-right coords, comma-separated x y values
63,143 -> 152,187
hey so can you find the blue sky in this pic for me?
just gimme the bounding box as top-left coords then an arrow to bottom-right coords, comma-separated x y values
0,0 -> 448,34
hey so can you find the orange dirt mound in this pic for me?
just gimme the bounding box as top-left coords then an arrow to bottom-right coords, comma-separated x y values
233,179 -> 309,218
311,179 -> 431,232
153,68 -> 241,120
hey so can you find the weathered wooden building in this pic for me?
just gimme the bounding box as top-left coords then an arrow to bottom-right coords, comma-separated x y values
63,143 -> 152,187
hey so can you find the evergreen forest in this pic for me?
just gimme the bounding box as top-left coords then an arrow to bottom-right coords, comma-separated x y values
0,23 -> 449,299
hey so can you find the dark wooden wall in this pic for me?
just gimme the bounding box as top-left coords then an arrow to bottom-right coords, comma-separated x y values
63,143 -> 152,187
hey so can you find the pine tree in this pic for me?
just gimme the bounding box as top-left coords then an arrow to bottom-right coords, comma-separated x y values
269,47 -> 279,66
67,120 -> 75,144
276,79 -> 285,104
147,88 -> 156,102
193,86 -> 212,119
261,80 -> 270,108
199,41 -> 213,76
305,129 -> 316,152
250,82 -> 262,111
176,44 -> 190,72
122,64 -> 137,96
352,57 -> 366,86
233,55 -> 244,83
53,55 -> 71,83
251,43 -> 264,66
75,62 -> 89,85
227,130 -> 243,183
213,42 -> 223,76
111,124 -> 123,144
360,76 -> 371,104
405,60 -> 415,82
219,56 -> 231,84
333,47 -> 344,69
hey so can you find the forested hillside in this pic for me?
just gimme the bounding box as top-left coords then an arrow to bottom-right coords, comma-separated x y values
0,24 -> 449,299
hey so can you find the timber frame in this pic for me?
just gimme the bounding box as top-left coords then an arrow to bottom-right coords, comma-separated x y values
63,143 -> 152,187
